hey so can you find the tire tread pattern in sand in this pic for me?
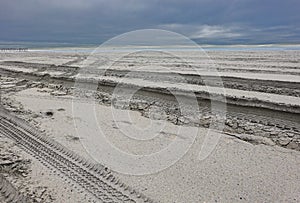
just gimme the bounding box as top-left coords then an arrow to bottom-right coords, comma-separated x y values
0,109 -> 153,203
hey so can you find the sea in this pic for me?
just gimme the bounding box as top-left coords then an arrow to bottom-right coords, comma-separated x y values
1,41 -> 300,53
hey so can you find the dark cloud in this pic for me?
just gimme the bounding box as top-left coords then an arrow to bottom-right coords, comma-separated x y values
0,0 -> 299,44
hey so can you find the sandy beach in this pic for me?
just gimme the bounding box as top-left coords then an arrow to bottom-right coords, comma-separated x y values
0,49 -> 299,202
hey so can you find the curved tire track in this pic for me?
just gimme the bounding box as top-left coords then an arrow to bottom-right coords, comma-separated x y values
0,108 -> 152,203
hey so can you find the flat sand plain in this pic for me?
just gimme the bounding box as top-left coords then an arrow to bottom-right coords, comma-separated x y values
0,50 -> 300,202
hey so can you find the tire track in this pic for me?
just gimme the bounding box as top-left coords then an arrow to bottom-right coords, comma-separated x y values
0,109 -> 152,203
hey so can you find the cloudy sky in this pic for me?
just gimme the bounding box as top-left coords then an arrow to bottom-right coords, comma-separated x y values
0,0 -> 299,45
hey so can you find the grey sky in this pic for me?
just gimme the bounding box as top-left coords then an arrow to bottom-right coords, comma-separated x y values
0,0 -> 299,44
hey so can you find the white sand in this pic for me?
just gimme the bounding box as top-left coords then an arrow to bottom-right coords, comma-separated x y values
1,50 -> 300,202
12,88 -> 300,202
75,74 -> 300,107
0,65 -> 38,73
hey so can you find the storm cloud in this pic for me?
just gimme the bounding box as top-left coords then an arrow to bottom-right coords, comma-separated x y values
0,0 -> 299,44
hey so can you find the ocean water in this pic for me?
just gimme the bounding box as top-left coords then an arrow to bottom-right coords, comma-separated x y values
1,41 -> 300,52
